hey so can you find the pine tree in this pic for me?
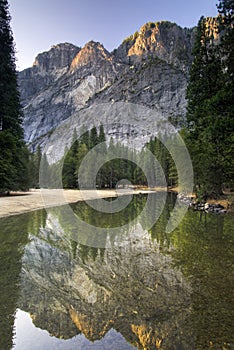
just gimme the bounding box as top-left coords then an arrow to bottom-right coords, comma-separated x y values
186,17 -> 223,134
0,0 -> 29,192
89,126 -> 98,149
217,0 -> 234,82
79,128 -> 90,149
98,124 -> 106,144
62,150 -> 77,189
95,125 -> 107,187
71,128 -> 79,155
75,143 -> 88,188
0,0 -> 22,135
215,0 -> 234,191
185,15 -> 233,196
29,145 -> 42,188
40,153 -> 50,188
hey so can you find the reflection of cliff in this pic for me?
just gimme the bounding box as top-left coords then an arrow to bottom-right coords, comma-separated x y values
18,206 -> 194,349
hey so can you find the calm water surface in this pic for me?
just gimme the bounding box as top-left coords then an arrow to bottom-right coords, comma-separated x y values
0,193 -> 233,350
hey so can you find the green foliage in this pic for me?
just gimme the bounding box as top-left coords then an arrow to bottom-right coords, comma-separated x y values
79,127 -> 90,148
60,126 -> 178,190
146,135 -> 178,187
171,210 -> 234,349
185,13 -> 234,197
156,21 -> 178,29
122,31 -> 139,44
0,131 -> 17,191
40,153 -> 51,188
61,127 -> 149,189
89,126 -> 98,149
62,150 -> 77,189
217,0 -> 234,24
29,146 -> 42,188
0,213 -> 29,349
217,0 -> 234,93
0,131 -> 30,192
0,0 -> 30,192
98,124 -> 106,143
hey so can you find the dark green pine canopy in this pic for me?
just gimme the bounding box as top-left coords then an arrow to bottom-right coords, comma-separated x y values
0,0 -> 29,192
184,0 -> 234,197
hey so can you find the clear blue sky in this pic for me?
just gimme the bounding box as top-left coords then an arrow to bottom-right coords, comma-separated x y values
9,0 -> 218,71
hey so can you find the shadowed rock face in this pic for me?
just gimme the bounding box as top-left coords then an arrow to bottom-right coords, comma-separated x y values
18,209 -> 194,349
33,43 -> 81,73
18,43 -> 81,104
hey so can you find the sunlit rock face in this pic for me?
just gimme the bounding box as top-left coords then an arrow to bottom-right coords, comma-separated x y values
115,21 -> 195,72
19,209 -> 194,349
69,41 -> 114,71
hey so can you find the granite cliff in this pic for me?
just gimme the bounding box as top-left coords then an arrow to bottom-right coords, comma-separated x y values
17,19 -> 216,159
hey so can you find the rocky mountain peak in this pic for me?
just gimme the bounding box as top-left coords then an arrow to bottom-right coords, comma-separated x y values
69,41 -> 113,72
115,21 -> 195,71
18,43 -> 81,106
33,42 -> 80,73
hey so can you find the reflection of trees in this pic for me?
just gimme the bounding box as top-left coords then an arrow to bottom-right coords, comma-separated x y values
0,214 -> 31,349
0,209 -> 47,349
78,244 -> 105,263
148,192 -> 176,250
171,211 -> 234,349
45,194 -> 148,253
26,209 -> 47,235
71,195 -> 147,228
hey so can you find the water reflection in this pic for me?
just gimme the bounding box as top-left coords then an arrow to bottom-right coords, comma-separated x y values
0,214 -> 30,350
0,193 -> 233,349
13,309 -> 134,350
171,211 -> 234,349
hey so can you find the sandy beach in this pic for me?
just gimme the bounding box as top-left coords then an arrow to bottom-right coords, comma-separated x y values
0,188 -> 158,218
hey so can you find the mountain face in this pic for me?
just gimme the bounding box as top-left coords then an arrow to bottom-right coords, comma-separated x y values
18,21 -> 198,157
115,21 -> 194,71
18,43 -> 80,105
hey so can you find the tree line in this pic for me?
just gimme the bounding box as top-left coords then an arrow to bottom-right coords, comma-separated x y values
30,126 -> 178,189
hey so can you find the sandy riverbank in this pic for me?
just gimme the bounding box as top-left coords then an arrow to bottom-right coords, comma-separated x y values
0,188 -> 158,218
0,188 -> 232,219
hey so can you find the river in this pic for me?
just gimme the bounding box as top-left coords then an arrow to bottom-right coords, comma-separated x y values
0,193 -> 233,350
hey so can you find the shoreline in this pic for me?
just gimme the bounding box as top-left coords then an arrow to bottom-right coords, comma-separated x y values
0,188 -> 159,219
0,187 -> 232,219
